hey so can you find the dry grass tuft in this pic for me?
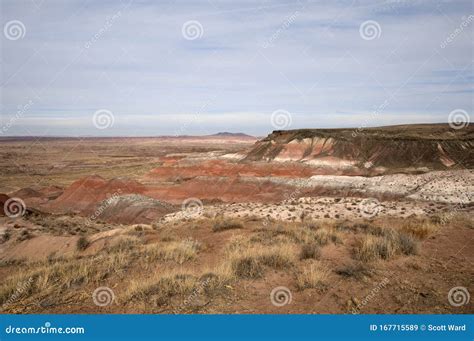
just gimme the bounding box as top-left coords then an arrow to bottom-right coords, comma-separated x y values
353,235 -> 395,262
76,236 -> 89,251
251,224 -> 341,246
295,261 -> 330,290
299,243 -> 321,260
106,235 -> 142,253
335,262 -> 372,280
231,257 -> 264,279
212,219 -> 244,232
313,227 -> 342,246
227,244 -> 295,279
397,233 -> 419,255
353,227 -> 419,262
125,266 -> 232,307
400,219 -> 439,239
142,238 -> 202,264
303,220 -> 320,230
126,272 -> 197,305
0,251 -> 133,306
250,225 -> 303,245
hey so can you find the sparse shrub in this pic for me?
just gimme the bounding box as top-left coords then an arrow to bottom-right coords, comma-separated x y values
313,228 -> 342,246
212,219 -> 243,232
250,225 -> 301,245
365,224 -> 385,236
352,223 -> 371,231
400,219 -> 438,239
227,244 -> 294,279
376,236 -> 397,260
451,213 -> 474,229
259,252 -> 293,269
142,238 -> 201,264
335,262 -> 371,280
300,243 -> 321,260
295,262 -> 329,290
107,235 -> 141,253
354,228 -> 419,262
429,215 -> 443,225
126,272 -> 197,305
397,233 -> 419,255
17,229 -> 32,241
353,235 -> 394,262
76,236 -> 89,251
335,221 -> 353,232
161,236 -> 175,242
231,257 -> 264,279
304,220 -> 320,230
1,230 -> 11,243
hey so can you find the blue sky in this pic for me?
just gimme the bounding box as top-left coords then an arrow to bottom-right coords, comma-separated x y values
1,0 -> 473,136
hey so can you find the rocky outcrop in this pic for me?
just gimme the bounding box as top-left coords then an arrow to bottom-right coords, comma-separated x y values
244,124 -> 474,173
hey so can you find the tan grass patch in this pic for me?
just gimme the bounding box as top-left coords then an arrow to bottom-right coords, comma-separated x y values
295,261 -> 330,290
399,219 -> 439,239
226,244 -> 295,279
313,227 -> 343,246
353,228 -> 419,262
142,238 -> 202,264
212,218 -> 244,232
125,271 -> 197,305
299,242 -> 321,260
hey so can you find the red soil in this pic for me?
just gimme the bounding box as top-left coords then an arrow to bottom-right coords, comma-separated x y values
144,177 -> 297,204
145,159 -> 344,181
46,175 -> 146,213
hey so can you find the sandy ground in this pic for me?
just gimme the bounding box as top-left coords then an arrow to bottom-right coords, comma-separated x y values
161,196 -> 459,223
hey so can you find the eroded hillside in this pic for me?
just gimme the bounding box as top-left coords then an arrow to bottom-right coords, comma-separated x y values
244,124 -> 474,173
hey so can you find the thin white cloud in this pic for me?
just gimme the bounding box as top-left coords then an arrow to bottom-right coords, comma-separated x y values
1,0 -> 472,135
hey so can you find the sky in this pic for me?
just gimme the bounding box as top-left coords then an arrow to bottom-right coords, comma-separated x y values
0,0 -> 473,136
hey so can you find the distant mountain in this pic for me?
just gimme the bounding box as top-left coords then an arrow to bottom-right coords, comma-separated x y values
210,132 -> 256,138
